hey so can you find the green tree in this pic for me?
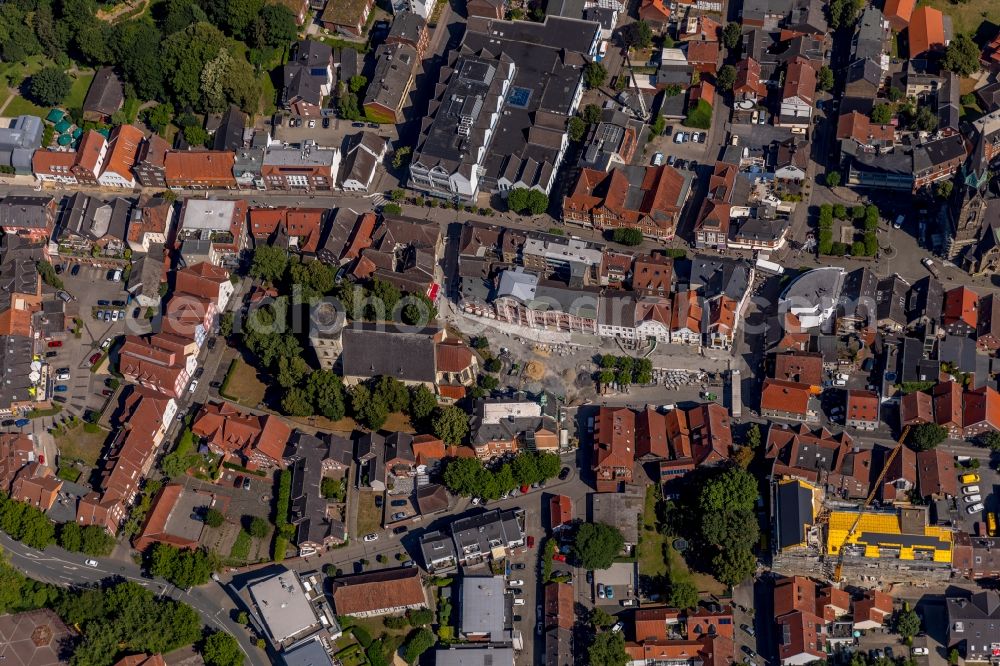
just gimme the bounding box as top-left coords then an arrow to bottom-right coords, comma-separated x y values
590,607 -> 615,628
978,431 -> 1000,452
251,3 -> 297,49
409,385 -> 438,424
276,356 -> 310,389
667,580 -> 699,610
588,631 -> 629,666
248,516 -> 269,538
935,180 -> 954,200
162,22 -> 229,110
351,385 -> 389,430
828,0 -> 863,30
699,467 -> 758,514
148,544 -> 218,589
825,170 -> 841,187
572,523 -> 624,570
249,245 -> 288,283
145,103 -> 175,135
568,116 -> 587,141
703,510 -> 760,550
943,33 -> 980,77
401,292 -> 438,326
526,190 -> 549,215
711,546 -> 757,587
584,62 -> 608,89
307,370 -> 346,421
817,66 -> 834,92
583,103 -> 602,124
851,240 -> 866,256
401,627 -> 435,662
443,457 -> 485,496
723,22 -> 742,50
888,86 -> 904,102
184,124 -> 209,147
370,277 -> 401,320
909,423 -> 948,451
281,387 -> 313,417
622,20 -> 653,49
204,508 -> 225,528
79,525 -> 116,556
201,630 -> 244,666
349,75 -> 368,93
871,104 -> 893,124
613,228 -> 644,246
894,607 -> 921,640
29,67 -> 72,106
433,405 -> 469,445
747,423 -> 761,449
716,64 -> 736,92
507,188 -> 529,213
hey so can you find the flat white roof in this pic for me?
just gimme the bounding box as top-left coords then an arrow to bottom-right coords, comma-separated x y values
181,199 -> 237,231
249,570 -> 321,645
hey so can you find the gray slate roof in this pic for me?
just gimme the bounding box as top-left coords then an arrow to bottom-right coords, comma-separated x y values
340,323 -> 440,383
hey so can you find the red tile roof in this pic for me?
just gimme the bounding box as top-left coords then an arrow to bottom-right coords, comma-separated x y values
32,149 -> 77,176
191,402 -> 291,467
636,407 -> 669,459
164,151 -> 236,185
783,57 -> 817,105
934,381 -> 964,431
916,448 -> 958,498
634,607 -> 682,642
632,254 -> 673,294
909,6 -> 945,57
594,406 -> 635,471
549,495 -> 573,529
883,0 -> 915,29
900,391 -> 933,426
435,340 -> 476,373
773,352 -> 823,386
75,131 -> 107,174
102,124 -> 143,179
963,385 -> 1000,432
331,568 -> 427,616
544,582 -> 575,630
761,379 -> 811,415
734,58 -> 767,98
837,111 -> 895,145
846,389 -> 879,424
175,262 -> 230,301
943,286 -> 979,331
638,0 -> 670,22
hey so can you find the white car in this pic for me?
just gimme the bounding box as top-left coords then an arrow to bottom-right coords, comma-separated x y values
967,503 -> 985,514
188,379 -> 198,393
611,622 -> 623,633
508,579 -> 524,586
100,338 -> 111,350
363,533 -> 379,542
912,648 -> 929,656
56,371 -> 70,381
673,132 -> 684,144
652,152 -> 664,166
691,132 -> 702,143
112,269 -> 122,282
962,485 -> 980,495
84,559 -> 98,567
471,497 -> 481,505
513,598 -> 525,606
964,494 -> 982,503
111,310 -> 119,321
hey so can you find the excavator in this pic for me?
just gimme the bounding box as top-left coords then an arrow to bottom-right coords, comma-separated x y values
831,425 -> 910,583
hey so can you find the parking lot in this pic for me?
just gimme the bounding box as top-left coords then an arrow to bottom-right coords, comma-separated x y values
40,261 -> 141,421
952,462 -> 998,534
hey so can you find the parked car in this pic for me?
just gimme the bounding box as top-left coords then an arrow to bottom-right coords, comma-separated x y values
132,307 -> 141,318
553,553 -> 566,562
54,385 -> 68,392
71,264 -> 81,276
512,563 -> 526,570
652,152 -> 664,166
597,583 -> 605,599
47,340 -> 62,348
193,367 -> 204,379
558,467 -> 570,480
45,351 -> 57,358
207,337 -> 217,350
375,496 -> 384,508
741,624 -> 756,637
391,499 -> 408,507
322,118 -> 330,128
611,622 -> 624,633
56,371 -> 70,381
513,598 -> 525,606
743,647 -> 757,658
912,648 -> 929,656
84,559 -> 99,567
393,526 -> 407,535
14,419 -> 30,428
234,475 -> 244,488
242,476 -> 251,490
586,571 -> 593,584
963,485 -> 980,495
112,269 -> 122,282
526,536 -> 535,548
210,381 -> 222,389
363,533 -> 379,542
52,396 -> 67,403
352,122 -> 365,128
391,512 -> 407,521
188,379 -> 198,393
968,503 -> 985,514
101,338 -> 111,350
606,586 -> 613,599
964,494 -> 982,503
98,300 -> 110,306
960,473 -> 980,484
621,599 -> 637,607
88,353 -> 101,365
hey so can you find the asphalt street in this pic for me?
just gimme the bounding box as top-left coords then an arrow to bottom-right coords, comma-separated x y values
0,532 -> 268,666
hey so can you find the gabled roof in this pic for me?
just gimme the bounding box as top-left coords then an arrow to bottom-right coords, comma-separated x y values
83,67 -> 124,116
594,406 -> 635,470
783,57 -> 816,105
916,448 -> 957,498
908,6 -> 945,57
761,379 -> 812,415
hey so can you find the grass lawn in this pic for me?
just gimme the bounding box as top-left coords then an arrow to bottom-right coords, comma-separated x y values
220,359 -> 267,407
921,0 -> 999,36
356,490 -> 383,536
665,542 -> 727,596
55,424 -> 109,466
638,485 -> 668,578
351,616 -> 411,640
4,95 -> 47,118
64,71 -> 95,110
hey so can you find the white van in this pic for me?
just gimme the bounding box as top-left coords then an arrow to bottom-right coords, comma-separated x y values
513,598 -> 525,606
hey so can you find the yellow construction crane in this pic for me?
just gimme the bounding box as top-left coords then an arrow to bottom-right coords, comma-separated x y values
831,426 -> 910,583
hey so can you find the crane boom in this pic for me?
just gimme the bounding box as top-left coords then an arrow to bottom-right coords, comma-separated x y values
831,426 -> 910,583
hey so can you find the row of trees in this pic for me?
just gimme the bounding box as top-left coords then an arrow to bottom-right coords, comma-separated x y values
598,355 -> 654,387
442,451 -> 562,499
507,188 -> 550,216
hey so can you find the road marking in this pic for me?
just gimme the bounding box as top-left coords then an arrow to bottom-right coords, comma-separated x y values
23,552 -> 38,559
63,565 -> 77,570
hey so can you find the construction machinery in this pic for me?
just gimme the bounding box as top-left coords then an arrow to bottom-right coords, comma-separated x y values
830,426 -> 910,583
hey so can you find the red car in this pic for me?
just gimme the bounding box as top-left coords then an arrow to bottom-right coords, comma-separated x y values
526,536 -> 535,548
520,485 -> 529,494
553,553 -> 567,562
88,352 -> 101,364
233,475 -> 244,489
47,340 -> 62,348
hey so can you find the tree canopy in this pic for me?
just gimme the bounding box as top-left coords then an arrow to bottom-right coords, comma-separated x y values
29,67 -> 72,106
943,34 -> 980,77
583,62 -> 608,89
201,631 -> 244,666
147,543 -> 218,589
588,630 -> 629,666
908,423 -> 947,451
571,522 -> 625,570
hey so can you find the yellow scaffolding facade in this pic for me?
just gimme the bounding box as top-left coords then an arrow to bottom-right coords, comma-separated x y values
826,511 -> 953,563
